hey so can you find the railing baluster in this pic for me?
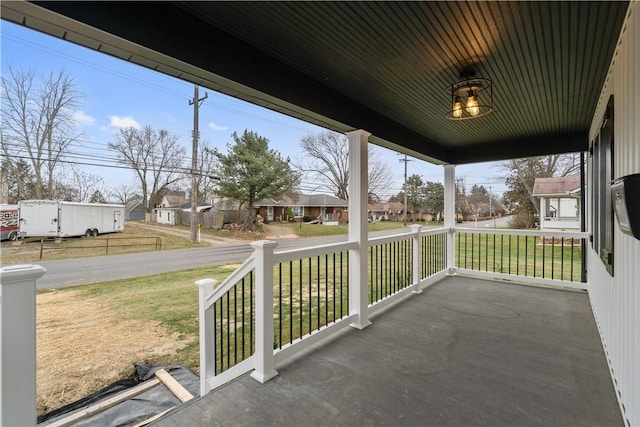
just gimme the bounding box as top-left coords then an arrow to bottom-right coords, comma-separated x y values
278,263 -> 282,349
485,233 -> 488,272
493,233 -> 496,272
241,278 -> 245,360
471,233 -> 475,270
333,253 -> 336,323
508,235 -> 512,274
570,238 -> 575,282
289,261 -> 293,345
324,253 -> 328,322
524,236 -> 528,277
500,234 -> 504,273
308,257 -> 312,336
250,271 -> 254,355
234,285 -> 238,363
299,258 -> 303,338
516,234 -> 520,276
561,237 -> 564,280
542,236 -> 547,278
533,236 -> 537,278
317,255 -> 321,331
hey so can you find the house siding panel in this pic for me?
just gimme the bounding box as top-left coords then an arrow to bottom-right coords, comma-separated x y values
588,4 -> 640,426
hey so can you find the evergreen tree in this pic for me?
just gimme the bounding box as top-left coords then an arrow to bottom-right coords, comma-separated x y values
213,130 -> 300,229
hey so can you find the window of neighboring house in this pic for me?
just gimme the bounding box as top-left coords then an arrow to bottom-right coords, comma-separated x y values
292,206 -> 304,217
591,95 -> 614,276
167,212 -> 170,221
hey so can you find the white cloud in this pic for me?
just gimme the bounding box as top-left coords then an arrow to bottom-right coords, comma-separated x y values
208,121 -> 229,131
109,115 -> 140,130
72,110 -> 96,126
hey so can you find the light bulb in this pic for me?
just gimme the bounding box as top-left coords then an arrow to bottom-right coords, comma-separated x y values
452,95 -> 463,118
466,90 -> 480,116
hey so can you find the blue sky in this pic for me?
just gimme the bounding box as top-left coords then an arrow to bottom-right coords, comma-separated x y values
1,20 -> 506,199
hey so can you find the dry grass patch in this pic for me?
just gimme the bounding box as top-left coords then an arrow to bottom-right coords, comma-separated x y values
35,265 -> 237,416
36,290 -> 188,415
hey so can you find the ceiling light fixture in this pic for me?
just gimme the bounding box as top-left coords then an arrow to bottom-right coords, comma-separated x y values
446,71 -> 493,120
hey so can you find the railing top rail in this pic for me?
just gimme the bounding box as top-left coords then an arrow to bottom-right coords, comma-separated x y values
367,226 -> 449,246
275,241 -> 357,264
204,253 -> 255,309
367,229 -> 414,246
418,226 -> 450,237
454,227 -> 589,239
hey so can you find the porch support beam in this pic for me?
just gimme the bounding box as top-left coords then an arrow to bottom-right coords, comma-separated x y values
444,165 -> 456,275
346,129 -> 372,330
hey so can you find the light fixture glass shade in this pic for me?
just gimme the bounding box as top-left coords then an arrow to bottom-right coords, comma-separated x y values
465,91 -> 480,116
452,95 -> 463,118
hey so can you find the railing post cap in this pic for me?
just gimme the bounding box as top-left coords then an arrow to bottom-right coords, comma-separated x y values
195,278 -> 217,287
409,224 -> 422,232
0,264 -> 47,285
250,240 -> 278,249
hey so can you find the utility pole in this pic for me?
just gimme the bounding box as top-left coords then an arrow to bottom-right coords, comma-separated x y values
399,154 -> 412,226
189,85 -> 208,243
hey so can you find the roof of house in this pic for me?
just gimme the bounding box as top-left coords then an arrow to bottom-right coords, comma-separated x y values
163,194 -> 186,207
532,175 -> 581,196
369,202 -> 404,213
257,194 -> 348,208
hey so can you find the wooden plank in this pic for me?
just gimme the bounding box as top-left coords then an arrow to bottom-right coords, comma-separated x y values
155,369 -> 194,403
46,378 -> 161,427
130,406 -> 175,427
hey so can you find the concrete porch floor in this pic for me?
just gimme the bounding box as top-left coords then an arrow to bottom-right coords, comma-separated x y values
155,277 -> 621,426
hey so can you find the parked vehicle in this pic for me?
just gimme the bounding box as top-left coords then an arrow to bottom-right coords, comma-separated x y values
0,204 -> 20,241
18,200 -> 125,238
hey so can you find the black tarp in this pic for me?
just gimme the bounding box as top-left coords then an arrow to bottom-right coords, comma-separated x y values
38,364 -> 199,426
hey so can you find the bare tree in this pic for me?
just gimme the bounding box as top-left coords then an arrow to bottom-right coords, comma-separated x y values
110,184 -> 136,205
296,130 -> 392,200
195,141 -> 219,203
109,125 -> 186,212
59,165 -> 107,202
1,67 -> 81,198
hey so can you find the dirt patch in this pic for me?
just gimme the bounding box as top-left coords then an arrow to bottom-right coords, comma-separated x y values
263,224 -> 298,240
36,290 -> 187,415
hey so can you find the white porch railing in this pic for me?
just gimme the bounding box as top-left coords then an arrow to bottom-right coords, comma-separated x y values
454,228 -> 589,290
196,226 -> 450,395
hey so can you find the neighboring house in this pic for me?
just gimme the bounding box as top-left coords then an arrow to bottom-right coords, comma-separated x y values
368,202 -> 404,222
532,175 -> 581,230
124,195 -> 145,221
256,194 -> 348,224
155,191 -> 213,225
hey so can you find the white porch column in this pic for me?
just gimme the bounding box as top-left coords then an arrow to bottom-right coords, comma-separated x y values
444,165 -> 456,275
0,264 -> 46,427
346,129 -> 371,330
250,240 -> 279,383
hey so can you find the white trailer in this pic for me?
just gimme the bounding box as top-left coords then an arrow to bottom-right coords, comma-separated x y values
18,200 -> 125,238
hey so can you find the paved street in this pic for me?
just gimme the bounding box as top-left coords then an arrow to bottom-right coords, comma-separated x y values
33,231 -> 401,289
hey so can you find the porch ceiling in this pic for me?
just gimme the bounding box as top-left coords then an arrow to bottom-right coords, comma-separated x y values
1,1 -> 629,164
